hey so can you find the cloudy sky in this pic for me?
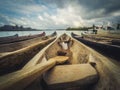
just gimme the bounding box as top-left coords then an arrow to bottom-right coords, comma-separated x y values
0,0 -> 120,29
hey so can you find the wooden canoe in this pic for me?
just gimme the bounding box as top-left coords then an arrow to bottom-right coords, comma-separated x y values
0,32 -> 45,44
0,33 -> 57,76
112,39 -> 120,46
0,32 -> 55,53
71,32 -> 120,61
0,34 -> 18,39
0,34 -> 120,90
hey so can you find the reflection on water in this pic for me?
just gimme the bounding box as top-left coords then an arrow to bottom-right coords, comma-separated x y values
0,30 -> 84,37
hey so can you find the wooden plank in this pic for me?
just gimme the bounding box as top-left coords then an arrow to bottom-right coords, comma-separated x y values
0,56 -> 68,90
0,37 -> 56,75
43,64 -> 98,90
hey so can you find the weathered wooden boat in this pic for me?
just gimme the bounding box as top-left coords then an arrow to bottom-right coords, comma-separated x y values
0,32 -> 55,53
0,32 -> 45,44
0,33 -> 57,75
0,34 -> 18,39
71,32 -> 120,61
0,34 -> 120,90
112,39 -> 120,46
50,31 -> 57,36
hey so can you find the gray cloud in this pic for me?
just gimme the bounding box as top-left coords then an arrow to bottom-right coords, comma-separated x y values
78,0 -> 120,15
0,14 -> 10,25
42,0 -> 120,19
0,0 -> 119,28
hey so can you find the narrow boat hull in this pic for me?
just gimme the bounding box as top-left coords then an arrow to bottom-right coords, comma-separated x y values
0,32 -> 45,44
0,33 -> 56,76
0,32 -> 55,53
0,34 -> 120,90
72,32 -> 120,61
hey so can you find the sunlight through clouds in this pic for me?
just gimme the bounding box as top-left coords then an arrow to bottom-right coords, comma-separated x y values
0,0 -> 119,29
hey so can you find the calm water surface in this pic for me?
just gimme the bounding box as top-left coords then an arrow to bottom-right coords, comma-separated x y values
0,30 -> 84,37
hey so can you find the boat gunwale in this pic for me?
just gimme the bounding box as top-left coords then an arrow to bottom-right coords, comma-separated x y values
0,34 -> 120,90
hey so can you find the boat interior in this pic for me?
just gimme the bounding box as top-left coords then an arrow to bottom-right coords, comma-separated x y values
45,34 -> 90,64
0,34 -> 119,90
24,34 -> 120,90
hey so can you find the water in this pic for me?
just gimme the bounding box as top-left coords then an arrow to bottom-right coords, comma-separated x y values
0,30 -> 84,37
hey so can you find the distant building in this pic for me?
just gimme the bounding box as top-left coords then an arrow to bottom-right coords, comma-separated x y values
93,24 -> 103,30
103,22 -> 120,30
95,25 -> 103,30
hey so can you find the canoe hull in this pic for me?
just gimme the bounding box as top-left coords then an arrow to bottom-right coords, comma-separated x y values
0,36 -> 56,76
0,34 -> 120,90
72,33 -> 120,61
0,32 -> 45,44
